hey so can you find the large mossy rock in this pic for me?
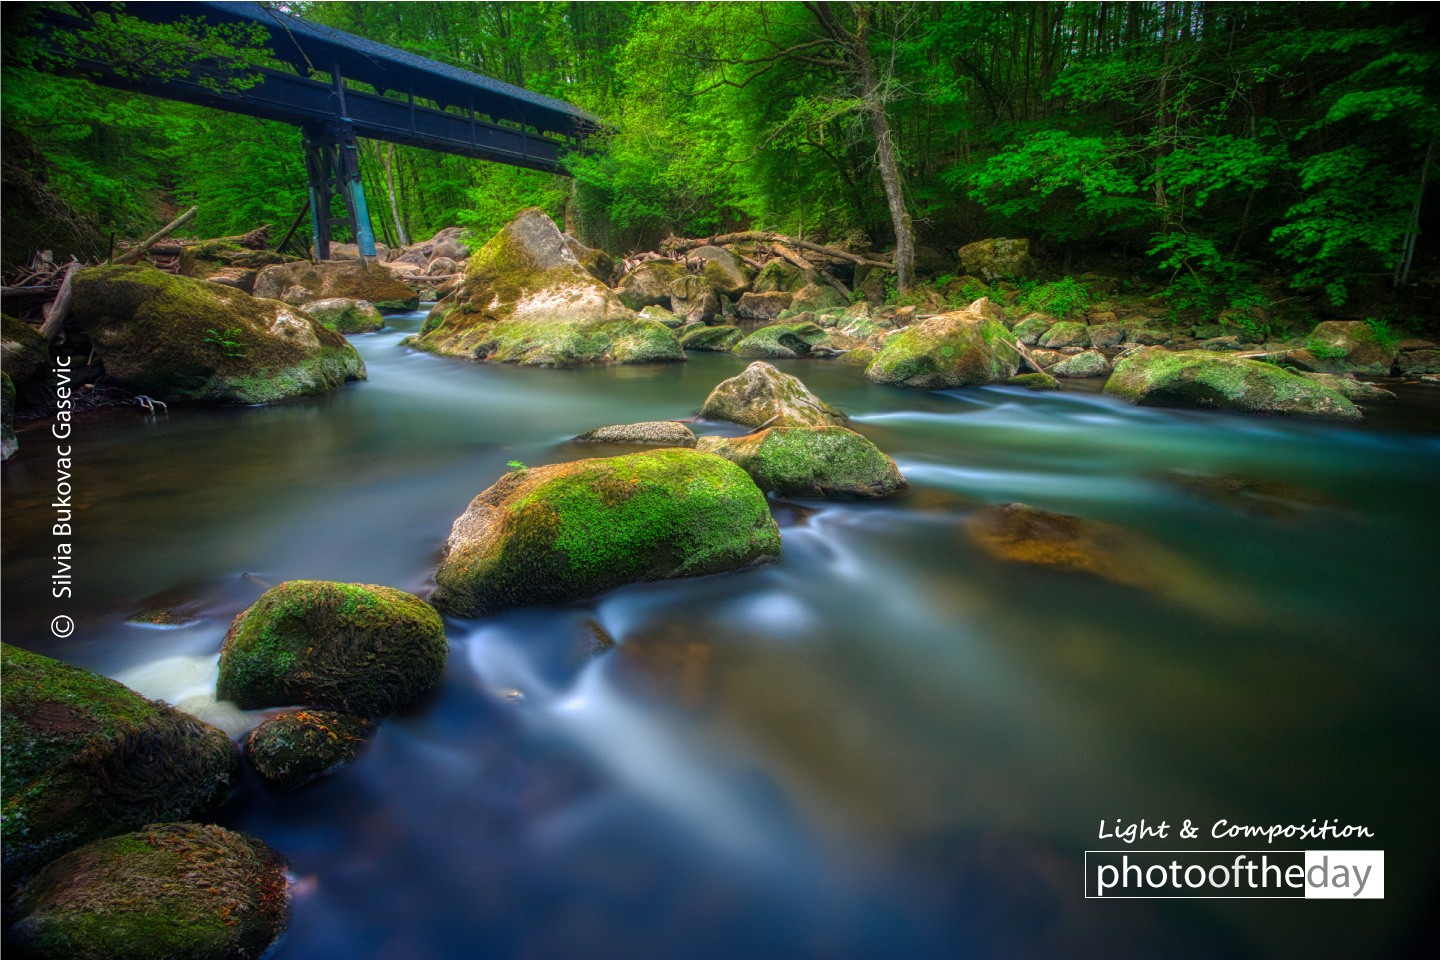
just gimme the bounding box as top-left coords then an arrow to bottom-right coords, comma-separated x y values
252,258 -> 419,310
5,822 -> 288,960
432,450 -> 781,616
245,710 -> 372,792
699,360 -> 847,427
735,291 -> 793,322
615,258 -> 689,309
1,644 -> 239,891
411,209 -> 682,366
2,313 -> 48,387
956,238 -> 1035,282
681,324 -> 744,352
1050,349 -> 1112,378
668,274 -> 720,324
1299,320 -> 1398,375
71,265 -> 365,404
215,581 -> 448,716
752,260 -> 815,294
1103,347 -> 1360,419
865,307 -> 1021,389
733,321 -> 832,359
697,426 -> 906,498
561,234 -> 616,285
687,245 -> 752,298
300,297 -> 384,334
1038,320 -> 1090,349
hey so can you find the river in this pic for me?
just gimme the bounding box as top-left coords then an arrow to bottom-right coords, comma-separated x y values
3,308 -> 1437,958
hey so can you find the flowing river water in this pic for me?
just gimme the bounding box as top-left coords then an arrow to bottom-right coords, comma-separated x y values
3,308 -> 1438,958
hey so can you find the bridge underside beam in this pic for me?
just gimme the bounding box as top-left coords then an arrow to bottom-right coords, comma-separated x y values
64,60 -> 572,175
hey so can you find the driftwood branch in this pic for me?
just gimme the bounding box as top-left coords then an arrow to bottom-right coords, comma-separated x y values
663,231 -> 894,270
39,261 -> 80,340
113,206 -> 198,265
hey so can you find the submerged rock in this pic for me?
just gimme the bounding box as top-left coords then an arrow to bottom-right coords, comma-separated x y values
865,306 -> 1021,389
300,297 -> 384,334
245,710 -> 372,791
697,426 -> 907,498
680,324 -> 744,352
431,449 -> 781,616
411,209 -> 682,366
1103,347 -> 1360,419
71,265 -> 365,405
964,503 -> 1151,587
1158,471 -> 1340,521
699,361 -> 847,427
1,644 -> 239,891
216,581 -> 448,716
733,321 -> 833,359
6,822 -> 288,960
574,421 -> 697,447
253,258 -> 419,310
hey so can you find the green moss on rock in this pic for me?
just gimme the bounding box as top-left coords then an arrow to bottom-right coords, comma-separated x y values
432,449 -> 781,617
681,324 -> 744,352
733,321 -> 833,359
6,822 -> 288,960
1038,320 -> 1090,349
70,265 -> 365,404
215,581 -> 448,716
300,297 -> 384,334
1,644 -> 239,892
245,710 -> 372,791
865,308 -> 1021,389
1103,347 -> 1360,419
698,426 -> 907,498
1006,371 -> 1060,390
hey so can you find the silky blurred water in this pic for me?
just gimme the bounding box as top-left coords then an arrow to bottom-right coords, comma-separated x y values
3,309 -> 1438,959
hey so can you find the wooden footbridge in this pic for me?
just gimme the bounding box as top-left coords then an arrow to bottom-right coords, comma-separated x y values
26,1 -> 598,259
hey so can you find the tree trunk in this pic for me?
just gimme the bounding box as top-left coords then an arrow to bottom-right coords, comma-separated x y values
855,42 -> 915,291
381,143 -> 409,247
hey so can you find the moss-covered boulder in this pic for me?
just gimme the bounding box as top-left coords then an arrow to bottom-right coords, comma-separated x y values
668,274 -> 720,324
752,259 -> 814,294
699,361 -> 847,427
686,245 -> 752,298
1397,348 -> 1440,375
735,291 -> 793,322
681,324 -> 744,352
252,258 -> 419,310
5,822 -> 288,960
2,313 -> 48,387
245,710 -> 372,792
639,304 -> 685,328
1038,321 -> 1091,349
431,449 -> 781,616
2,372 -> 17,461
215,581 -> 448,716
957,238 -> 1035,282
1050,349 -> 1112,378
615,258 -> 688,310
1088,320 -> 1130,350
1293,371 -> 1396,402
697,426 -> 906,498
575,421 -> 697,446
1006,371 -> 1060,390
70,265 -> 365,405
865,307 -> 1021,389
1103,347 -> 1360,419
300,297 -> 384,334
733,321 -> 833,359
1,644 -> 239,891
791,283 -> 848,314
1300,320 -> 1398,376
1012,313 -> 1053,346
411,209 -> 683,366
561,234 -> 616,285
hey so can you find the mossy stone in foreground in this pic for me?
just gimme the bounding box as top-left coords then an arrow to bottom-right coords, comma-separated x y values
1103,347 -> 1359,419
6,822 -> 288,960
865,308 -> 1021,389
70,265 -> 366,405
216,582 -> 447,716
699,361 -> 847,428
432,449 -> 781,617
245,710 -> 372,791
300,297 -> 384,334
698,426 -> 907,499
680,324 -> 743,352
1,644 -> 239,893
1005,371 -> 1060,391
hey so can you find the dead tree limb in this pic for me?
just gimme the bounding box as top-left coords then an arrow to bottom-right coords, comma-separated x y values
113,206 -> 198,265
39,261 -> 80,340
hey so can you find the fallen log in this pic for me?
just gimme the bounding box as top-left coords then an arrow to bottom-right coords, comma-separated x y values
39,261 -> 81,340
663,231 -> 894,270
113,206 -> 198,265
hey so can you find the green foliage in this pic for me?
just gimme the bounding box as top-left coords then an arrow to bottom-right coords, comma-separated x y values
1303,337 -> 1347,361
1362,317 -> 1404,351
202,326 -> 246,359
507,460 -> 528,472
1014,278 -> 1093,321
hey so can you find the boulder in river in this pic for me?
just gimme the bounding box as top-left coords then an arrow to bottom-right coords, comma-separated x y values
668,274 -> 720,324
561,234 -> 616,285
680,324 -> 744,352
865,305 -> 1021,389
1050,349 -> 1112,378
956,238 -> 1035,282
1299,320 -> 1398,376
574,421 -> 698,447
411,208 -> 683,366
699,360 -> 847,427
697,426 -> 907,498
1,643 -> 239,891
1038,320 -> 1090,349
752,259 -> 814,294
5,822 -> 288,960
431,449 -> 781,617
733,321 -> 833,359
252,258 -> 419,310
1103,347 -> 1360,419
300,297 -> 384,334
735,290 -> 793,322
216,581 -> 448,716
1006,371 -> 1060,390
686,245 -> 752,298
71,265 -> 365,404
245,709 -> 373,791
615,258 -> 688,310
1012,313 -> 1053,346
1293,371 -> 1396,403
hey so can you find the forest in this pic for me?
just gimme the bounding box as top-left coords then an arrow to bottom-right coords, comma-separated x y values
3,1 -> 1437,318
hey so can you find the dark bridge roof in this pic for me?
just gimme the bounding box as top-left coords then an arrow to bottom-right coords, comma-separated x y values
122,1 -> 598,139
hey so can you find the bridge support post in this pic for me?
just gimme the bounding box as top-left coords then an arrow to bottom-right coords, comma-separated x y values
302,122 -> 378,260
